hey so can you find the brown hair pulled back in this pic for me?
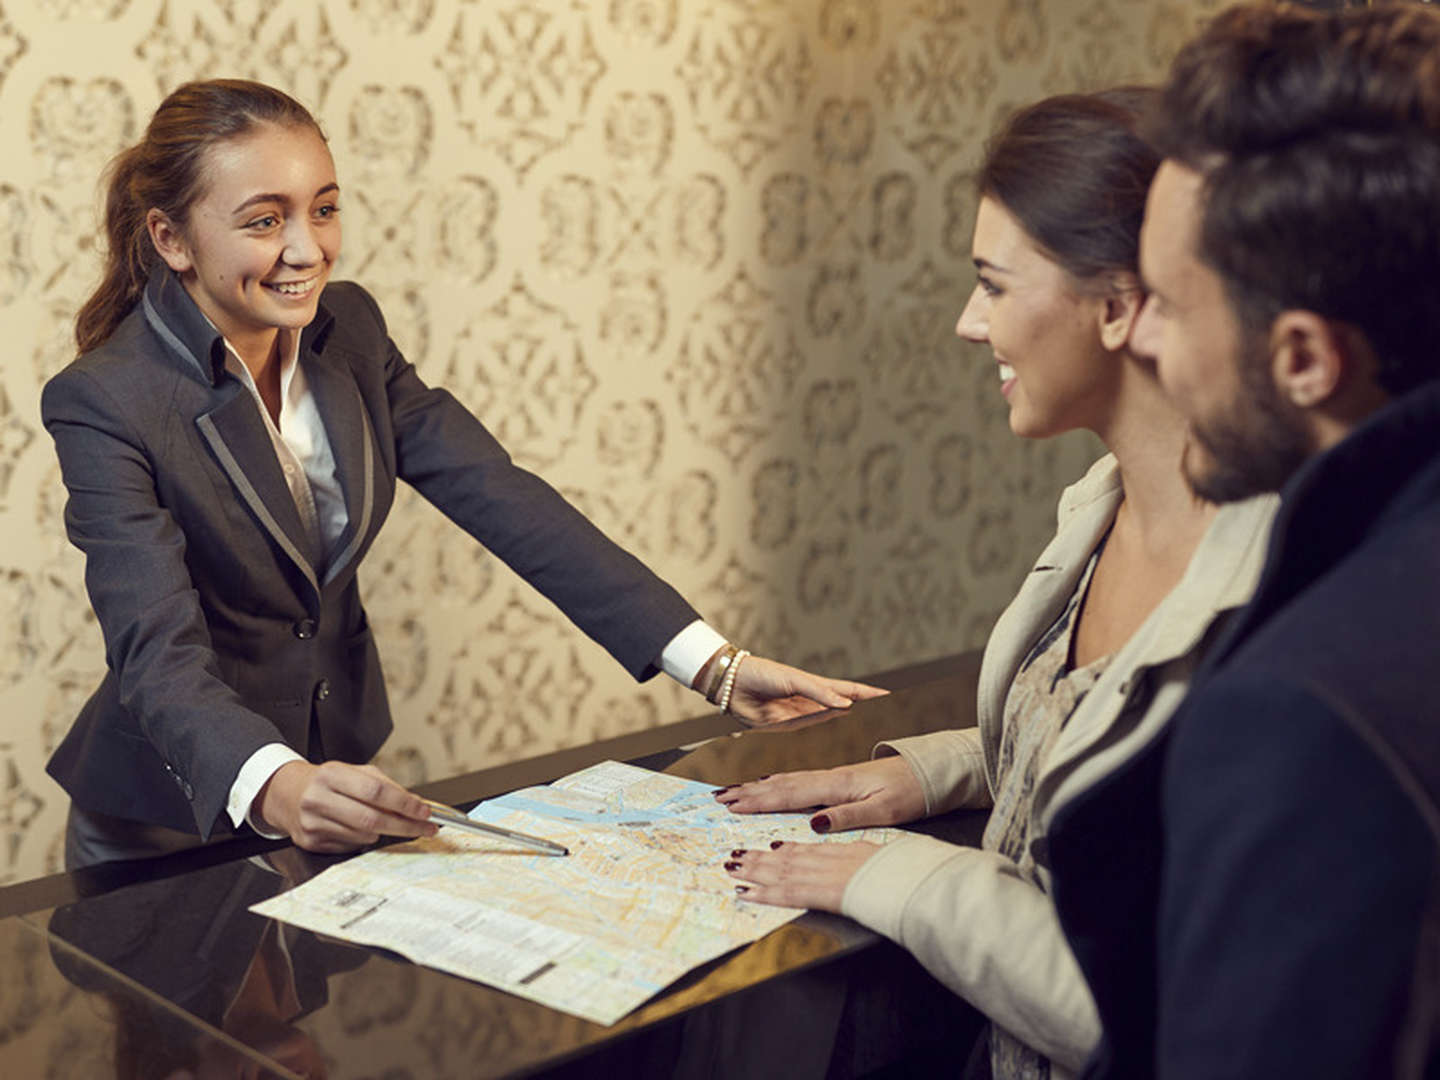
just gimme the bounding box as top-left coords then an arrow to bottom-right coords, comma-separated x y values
978,87 -> 1161,285
76,79 -> 322,353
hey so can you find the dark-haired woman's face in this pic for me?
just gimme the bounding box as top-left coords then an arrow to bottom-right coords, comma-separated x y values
956,197 -> 1121,440
155,122 -> 340,361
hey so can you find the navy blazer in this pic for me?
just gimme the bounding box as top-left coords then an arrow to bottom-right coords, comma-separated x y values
42,269 -> 698,838
1049,381 -> 1440,1078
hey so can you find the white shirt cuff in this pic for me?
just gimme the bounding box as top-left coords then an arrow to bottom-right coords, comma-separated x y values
659,620 -> 728,689
229,742 -> 306,837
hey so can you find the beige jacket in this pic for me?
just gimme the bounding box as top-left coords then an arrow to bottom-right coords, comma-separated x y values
841,456 -> 1277,1076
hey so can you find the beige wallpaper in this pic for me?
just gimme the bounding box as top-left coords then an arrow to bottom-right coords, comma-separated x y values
0,0 -> 1224,885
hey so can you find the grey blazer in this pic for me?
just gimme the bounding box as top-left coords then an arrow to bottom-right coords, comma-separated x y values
42,269 -> 698,838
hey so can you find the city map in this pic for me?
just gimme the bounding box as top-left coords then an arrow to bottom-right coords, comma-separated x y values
250,760 -> 900,1025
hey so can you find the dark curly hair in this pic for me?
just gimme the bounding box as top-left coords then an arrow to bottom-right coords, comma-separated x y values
1145,2 -> 1440,395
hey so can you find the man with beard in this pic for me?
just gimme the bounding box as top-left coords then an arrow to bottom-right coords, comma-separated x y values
1045,4 -> 1440,1078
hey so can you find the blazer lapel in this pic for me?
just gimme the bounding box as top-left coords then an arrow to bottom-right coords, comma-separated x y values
973,470 -> 1123,784
302,349 -> 377,588
195,384 -> 321,599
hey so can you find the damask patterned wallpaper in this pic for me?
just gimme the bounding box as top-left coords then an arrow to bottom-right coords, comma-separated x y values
0,0 -> 1224,884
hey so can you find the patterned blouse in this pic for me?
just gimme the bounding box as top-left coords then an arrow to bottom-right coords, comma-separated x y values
983,544 -> 1112,1080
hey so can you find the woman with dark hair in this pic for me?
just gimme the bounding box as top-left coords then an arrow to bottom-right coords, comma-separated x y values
718,90 -> 1278,1078
44,78 -> 883,869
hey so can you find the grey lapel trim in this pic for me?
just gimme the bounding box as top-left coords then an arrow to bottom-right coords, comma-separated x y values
142,289 -> 212,382
322,384 -> 375,588
195,413 -> 320,598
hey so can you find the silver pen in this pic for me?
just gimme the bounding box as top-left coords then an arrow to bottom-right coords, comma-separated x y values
421,798 -> 570,856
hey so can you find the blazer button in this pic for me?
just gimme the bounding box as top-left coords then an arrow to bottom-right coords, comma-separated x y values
183,781 -> 194,800
314,678 -> 331,702
293,618 -> 318,639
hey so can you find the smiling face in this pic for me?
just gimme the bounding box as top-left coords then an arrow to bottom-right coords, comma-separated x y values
150,121 -> 340,362
1132,161 -> 1312,502
955,196 -> 1121,439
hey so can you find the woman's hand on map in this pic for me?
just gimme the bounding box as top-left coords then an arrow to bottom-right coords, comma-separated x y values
255,760 -> 438,853
713,756 -> 927,831
725,655 -> 888,726
723,840 -> 882,912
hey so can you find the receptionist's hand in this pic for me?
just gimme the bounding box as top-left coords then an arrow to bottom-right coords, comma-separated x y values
255,760 -> 438,853
727,655 -> 888,726
715,755 -> 926,832
723,840 -> 882,912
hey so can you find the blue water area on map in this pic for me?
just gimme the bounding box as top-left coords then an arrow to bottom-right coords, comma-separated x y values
469,774 -> 721,830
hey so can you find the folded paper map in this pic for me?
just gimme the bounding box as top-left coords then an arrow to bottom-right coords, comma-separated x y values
251,760 -> 900,1025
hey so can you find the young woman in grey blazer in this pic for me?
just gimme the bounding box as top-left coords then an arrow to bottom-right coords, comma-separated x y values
719,91 -> 1278,1078
45,79 -> 883,869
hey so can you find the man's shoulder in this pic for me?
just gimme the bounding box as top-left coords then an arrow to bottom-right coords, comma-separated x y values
1172,657 -> 1440,849
1230,506 -> 1440,687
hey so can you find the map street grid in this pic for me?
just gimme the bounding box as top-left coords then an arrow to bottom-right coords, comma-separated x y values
251,761 -> 900,1024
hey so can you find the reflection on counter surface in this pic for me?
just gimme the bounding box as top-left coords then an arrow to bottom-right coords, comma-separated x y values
5,658 -> 984,1078
0,916 -> 290,1079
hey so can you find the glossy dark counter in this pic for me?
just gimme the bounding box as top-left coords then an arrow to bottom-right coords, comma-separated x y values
0,652 -> 985,1079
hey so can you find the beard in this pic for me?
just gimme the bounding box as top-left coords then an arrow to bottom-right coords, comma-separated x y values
1181,350 -> 1313,504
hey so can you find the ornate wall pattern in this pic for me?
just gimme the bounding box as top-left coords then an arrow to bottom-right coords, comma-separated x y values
0,0 -> 1224,884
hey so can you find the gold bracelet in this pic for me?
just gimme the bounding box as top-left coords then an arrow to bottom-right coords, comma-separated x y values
718,649 -> 751,715
704,643 -> 739,704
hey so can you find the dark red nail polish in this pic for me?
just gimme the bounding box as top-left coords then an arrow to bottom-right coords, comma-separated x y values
758,774 -> 772,780
731,849 -> 746,857
810,813 -> 831,834
735,885 -> 749,894
770,840 -> 784,850
712,786 -> 733,795
724,860 -> 740,870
